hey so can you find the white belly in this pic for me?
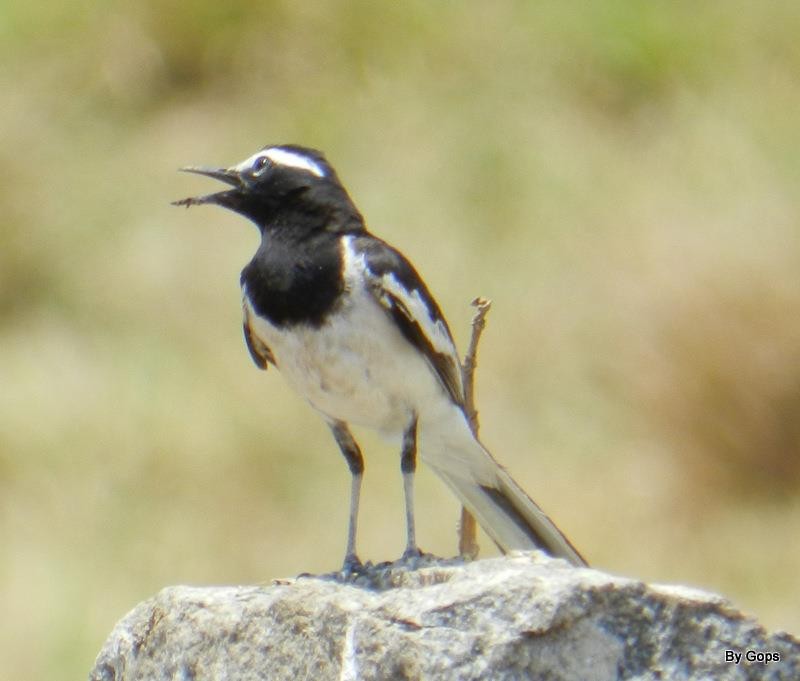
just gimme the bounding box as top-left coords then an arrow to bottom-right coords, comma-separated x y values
243,286 -> 446,435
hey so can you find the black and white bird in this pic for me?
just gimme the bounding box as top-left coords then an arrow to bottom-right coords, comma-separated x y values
174,144 -> 586,570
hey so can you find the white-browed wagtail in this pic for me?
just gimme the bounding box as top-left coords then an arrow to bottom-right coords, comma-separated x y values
173,145 -> 586,570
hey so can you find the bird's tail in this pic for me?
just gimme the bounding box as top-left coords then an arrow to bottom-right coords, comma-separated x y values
421,409 -> 587,567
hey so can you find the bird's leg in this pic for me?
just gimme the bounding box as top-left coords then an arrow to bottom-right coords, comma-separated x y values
329,421 -> 364,572
400,414 -> 422,560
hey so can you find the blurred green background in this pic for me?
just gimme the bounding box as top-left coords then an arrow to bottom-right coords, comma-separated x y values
3,1 -> 800,678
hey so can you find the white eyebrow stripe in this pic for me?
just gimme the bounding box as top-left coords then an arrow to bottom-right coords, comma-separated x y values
232,148 -> 327,178
264,148 -> 326,177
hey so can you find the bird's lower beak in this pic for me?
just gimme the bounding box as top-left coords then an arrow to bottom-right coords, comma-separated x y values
172,166 -> 243,208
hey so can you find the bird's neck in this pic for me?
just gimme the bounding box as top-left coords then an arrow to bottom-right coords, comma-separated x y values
255,199 -> 364,240
257,214 -> 357,243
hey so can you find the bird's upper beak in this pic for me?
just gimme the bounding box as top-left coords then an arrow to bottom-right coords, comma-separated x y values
172,166 -> 243,208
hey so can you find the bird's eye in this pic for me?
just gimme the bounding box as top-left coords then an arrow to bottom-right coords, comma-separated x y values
253,156 -> 270,172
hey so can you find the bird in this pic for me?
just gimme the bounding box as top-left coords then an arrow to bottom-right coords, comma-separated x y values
173,144 -> 586,570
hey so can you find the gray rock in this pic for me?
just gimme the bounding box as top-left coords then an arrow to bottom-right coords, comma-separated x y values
89,552 -> 799,681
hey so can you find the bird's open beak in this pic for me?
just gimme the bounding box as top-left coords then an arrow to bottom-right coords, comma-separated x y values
172,166 -> 242,207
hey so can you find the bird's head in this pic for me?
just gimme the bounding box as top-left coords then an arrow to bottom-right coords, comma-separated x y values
173,144 -> 363,234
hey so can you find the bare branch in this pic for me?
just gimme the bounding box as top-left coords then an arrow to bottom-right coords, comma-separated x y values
458,507 -> 479,560
458,297 -> 492,559
462,297 -> 492,435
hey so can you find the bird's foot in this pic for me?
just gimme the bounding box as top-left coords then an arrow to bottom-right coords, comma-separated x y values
397,546 -> 434,569
401,546 -> 423,561
340,553 -> 365,576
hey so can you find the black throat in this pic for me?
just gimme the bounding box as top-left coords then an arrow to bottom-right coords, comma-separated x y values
241,219 -> 352,329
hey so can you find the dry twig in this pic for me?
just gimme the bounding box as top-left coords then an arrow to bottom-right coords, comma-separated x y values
458,297 -> 492,559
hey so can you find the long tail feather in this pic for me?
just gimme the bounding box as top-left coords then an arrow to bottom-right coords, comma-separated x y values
431,462 -> 586,566
421,409 -> 587,566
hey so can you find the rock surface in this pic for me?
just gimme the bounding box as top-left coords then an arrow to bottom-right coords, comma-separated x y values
89,552 -> 799,681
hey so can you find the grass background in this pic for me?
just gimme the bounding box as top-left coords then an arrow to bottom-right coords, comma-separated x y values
2,1 -> 799,678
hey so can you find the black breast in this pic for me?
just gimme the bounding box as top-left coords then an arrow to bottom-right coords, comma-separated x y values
241,233 -> 344,328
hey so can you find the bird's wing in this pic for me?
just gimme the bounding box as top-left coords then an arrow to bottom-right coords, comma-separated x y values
242,302 -> 275,369
349,235 -> 464,407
